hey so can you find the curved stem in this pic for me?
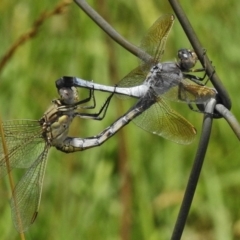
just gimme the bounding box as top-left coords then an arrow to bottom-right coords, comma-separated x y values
74,0 -> 152,63
215,104 -> 240,140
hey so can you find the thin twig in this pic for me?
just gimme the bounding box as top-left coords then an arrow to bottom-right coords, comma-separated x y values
0,0 -> 72,74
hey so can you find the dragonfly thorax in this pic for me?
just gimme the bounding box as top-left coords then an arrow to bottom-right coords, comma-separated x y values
45,115 -> 73,146
41,102 -> 74,147
144,62 -> 184,95
144,63 -> 163,86
41,87 -> 76,147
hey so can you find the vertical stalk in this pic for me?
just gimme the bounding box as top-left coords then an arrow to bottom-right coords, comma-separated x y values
0,118 -> 25,238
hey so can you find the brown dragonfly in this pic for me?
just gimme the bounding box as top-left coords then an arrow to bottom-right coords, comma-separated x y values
0,86 -> 113,232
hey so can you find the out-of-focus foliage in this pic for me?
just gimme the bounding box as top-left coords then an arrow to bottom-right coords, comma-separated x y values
0,0 -> 239,239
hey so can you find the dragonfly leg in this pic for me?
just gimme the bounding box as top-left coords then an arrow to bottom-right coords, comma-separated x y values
56,78 -> 97,109
188,49 -> 215,85
73,87 -> 96,109
183,73 -> 206,86
57,86 -> 99,113
74,86 -> 116,120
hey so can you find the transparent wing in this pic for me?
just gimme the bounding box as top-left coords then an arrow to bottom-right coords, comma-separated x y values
10,144 -> 49,232
0,120 -> 44,178
117,66 -> 146,88
119,14 -> 175,88
161,78 -> 216,103
139,14 -> 175,65
133,97 -> 196,144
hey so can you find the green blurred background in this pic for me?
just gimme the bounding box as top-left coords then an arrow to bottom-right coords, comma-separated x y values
0,0 -> 240,239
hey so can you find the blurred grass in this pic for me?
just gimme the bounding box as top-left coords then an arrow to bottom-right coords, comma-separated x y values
0,0 -> 240,239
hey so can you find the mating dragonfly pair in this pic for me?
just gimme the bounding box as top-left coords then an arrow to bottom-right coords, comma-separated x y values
0,14 -> 216,232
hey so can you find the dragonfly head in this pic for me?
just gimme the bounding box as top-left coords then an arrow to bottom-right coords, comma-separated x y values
58,87 -> 79,105
177,49 -> 198,71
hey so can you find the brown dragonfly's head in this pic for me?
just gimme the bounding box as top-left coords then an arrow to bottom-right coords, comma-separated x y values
177,49 -> 198,72
58,86 -> 79,105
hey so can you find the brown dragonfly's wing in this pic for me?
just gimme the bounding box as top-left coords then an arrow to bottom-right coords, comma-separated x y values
161,78 -> 216,104
0,120 -> 45,178
11,144 -> 49,233
119,14 -> 175,88
133,97 -> 196,144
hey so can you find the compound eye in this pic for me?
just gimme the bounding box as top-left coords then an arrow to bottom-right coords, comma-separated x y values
191,51 -> 198,60
182,49 -> 190,59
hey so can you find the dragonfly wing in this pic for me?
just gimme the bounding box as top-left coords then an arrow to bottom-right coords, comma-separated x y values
0,120 -> 44,177
161,78 -> 216,104
118,66 -> 146,88
139,14 -> 175,64
1,120 -> 40,135
133,97 -> 196,144
10,144 -> 49,232
117,66 -> 146,99
119,14 -> 175,88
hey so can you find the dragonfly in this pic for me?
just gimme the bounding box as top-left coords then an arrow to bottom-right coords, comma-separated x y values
0,86 -> 114,232
55,14 -> 216,148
